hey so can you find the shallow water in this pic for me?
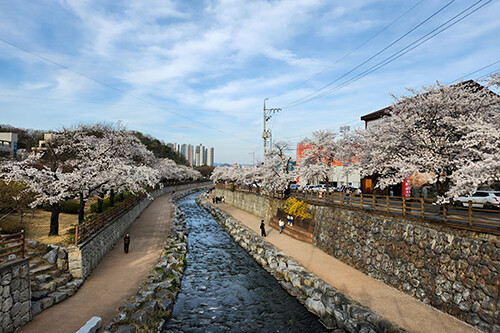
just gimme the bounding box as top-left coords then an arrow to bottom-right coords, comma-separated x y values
162,193 -> 328,333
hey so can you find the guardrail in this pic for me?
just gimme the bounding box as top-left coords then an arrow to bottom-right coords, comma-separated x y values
0,230 -> 25,261
75,194 -> 144,246
74,180 -> 211,246
216,184 -> 500,234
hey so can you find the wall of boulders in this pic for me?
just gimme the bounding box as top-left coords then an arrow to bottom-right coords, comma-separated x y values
24,241 -> 84,317
104,190 -> 194,333
68,182 -> 209,280
199,197 -> 406,333
311,205 -> 499,333
216,188 -> 282,223
0,258 -> 31,333
215,188 -> 499,333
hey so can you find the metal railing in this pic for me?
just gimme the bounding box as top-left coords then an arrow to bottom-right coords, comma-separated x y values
75,194 -> 144,246
74,180 -> 211,246
0,230 -> 25,261
216,184 -> 500,234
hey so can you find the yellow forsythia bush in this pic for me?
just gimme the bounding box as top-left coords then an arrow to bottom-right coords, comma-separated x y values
283,197 -> 311,220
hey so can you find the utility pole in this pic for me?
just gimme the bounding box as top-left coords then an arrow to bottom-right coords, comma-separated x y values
262,98 -> 281,163
263,98 -> 268,160
249,152 -> 255,166
340,126 -> 351,186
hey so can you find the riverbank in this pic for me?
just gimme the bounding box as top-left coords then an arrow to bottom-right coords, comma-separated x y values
104,190 -> 194,332
202,197 -> 480,333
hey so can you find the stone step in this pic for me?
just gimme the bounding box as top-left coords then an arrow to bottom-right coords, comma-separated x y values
269,219 -> 314,243
30,264 -> 56,275
29,260 -> 43,270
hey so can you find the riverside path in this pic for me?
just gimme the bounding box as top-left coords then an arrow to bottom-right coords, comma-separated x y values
19,193 -> 174,333
207,198 -> 480,333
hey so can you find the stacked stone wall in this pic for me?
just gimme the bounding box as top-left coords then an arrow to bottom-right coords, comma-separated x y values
0,259 -> 31,332
312,206 -> 499,332
215,188 -> 281,222
69,182 -> 210,279
200,198 -> 406,332
216,188 -> 499,332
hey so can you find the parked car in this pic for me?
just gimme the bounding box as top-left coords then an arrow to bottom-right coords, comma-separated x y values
311,184 -> 326,192
302,185 -> 314,191
455,190 -> 500,208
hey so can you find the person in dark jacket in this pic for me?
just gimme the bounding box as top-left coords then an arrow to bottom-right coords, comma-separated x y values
260,220 -> 267,237
124,233 -> 131,254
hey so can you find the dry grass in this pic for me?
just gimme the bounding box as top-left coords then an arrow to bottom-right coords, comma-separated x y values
2,210 -> 78,246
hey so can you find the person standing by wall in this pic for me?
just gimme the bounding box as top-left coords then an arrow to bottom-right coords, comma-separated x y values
124,233 -> 131,254
260,220 -> 267,237
279,219 -> 285,234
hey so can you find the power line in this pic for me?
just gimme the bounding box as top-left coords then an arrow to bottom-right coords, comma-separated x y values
0,93 -> 257,115
283,0 -> 491,109
280,0 -> 457,109
268,0 -> 425,99
0,37 -> 256,144
446,59 -> 500,85
278,118 -> 362,142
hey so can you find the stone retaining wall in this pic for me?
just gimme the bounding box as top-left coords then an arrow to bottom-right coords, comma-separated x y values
200,197 -> 406,332
215,188 -> 282,222
69,183 -> 210,280
311,205 -> 499,333
215,188 -> 499,332
0,258 -> 31,333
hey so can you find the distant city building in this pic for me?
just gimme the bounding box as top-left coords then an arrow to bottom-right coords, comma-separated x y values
33,133 -> 54,154
181,144 -> 188,160
167,142 -> 214,167
199,144 -> 205,167
207,147 -> 214,167
194,145 -> 200,166
188,144 -> 193,166
0,132 -> 18,157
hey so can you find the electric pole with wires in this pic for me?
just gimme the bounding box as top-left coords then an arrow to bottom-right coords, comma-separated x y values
262,98 -> 281,162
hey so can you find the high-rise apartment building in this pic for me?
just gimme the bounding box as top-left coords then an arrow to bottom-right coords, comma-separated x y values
181,144 -> 188,160
188,144 -> 193,166
167,142 -> 214,166
207,147 -> 214,166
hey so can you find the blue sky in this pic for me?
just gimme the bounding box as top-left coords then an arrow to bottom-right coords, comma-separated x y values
1,0 -> 499,164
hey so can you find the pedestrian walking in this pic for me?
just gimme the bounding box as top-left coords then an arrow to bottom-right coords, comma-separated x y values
260,220 -> 267,237
289,215 -> 294,227
124,233 -> 131,254
279,218 -> 285,234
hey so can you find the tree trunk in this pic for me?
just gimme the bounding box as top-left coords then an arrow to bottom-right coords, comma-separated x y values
97,197 -> 103,213
78,192 -> 85,223
110,189 -> 115,207
49,203 -> 61,236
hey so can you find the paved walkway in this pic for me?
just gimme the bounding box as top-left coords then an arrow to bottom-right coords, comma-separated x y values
20,194 -> 174,333
209,199 -> 480,333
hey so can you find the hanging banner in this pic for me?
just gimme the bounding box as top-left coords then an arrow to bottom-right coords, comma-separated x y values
402,178 -> 412,198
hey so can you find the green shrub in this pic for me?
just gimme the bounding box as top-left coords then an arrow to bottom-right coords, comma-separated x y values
60,200 -> 80,214
0,220 -> 23,234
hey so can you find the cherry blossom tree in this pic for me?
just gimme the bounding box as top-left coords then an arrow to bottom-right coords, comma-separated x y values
348,80 -> 500,201
1,135 -> 77,235
487,72 -> 500,88
296,130 -> 340,192
55,123 -> 159,221
1,122 -> 199,235
261,142 -> 297,194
